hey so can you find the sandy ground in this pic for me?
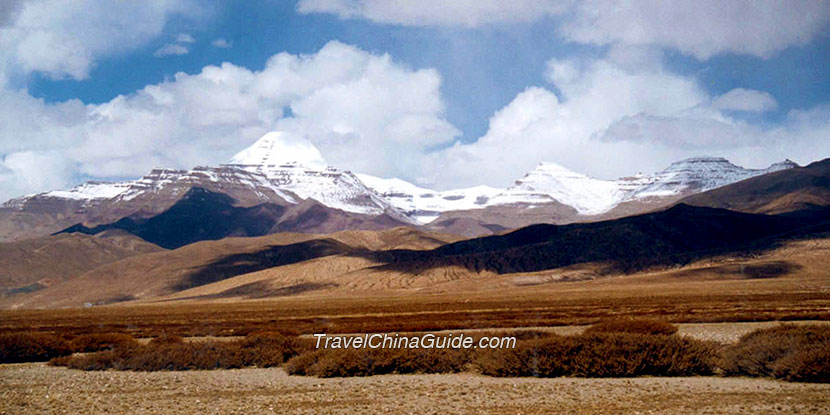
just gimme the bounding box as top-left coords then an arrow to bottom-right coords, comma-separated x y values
1,363 -> 829,415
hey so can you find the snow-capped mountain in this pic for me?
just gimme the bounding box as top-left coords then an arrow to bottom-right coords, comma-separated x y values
488,162 -> 623,215
4,132 -> 404,217
627,157 -> 798,199
355,174 -> 501,223
0,129 -> 800,241
358,157 -> 799,223
226,132 -> 400,216
8,165 -> 296,214
0,132 -> 412,241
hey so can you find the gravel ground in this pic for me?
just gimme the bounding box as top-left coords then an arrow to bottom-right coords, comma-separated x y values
2,363 -> 829,415
434,320 -> 830,344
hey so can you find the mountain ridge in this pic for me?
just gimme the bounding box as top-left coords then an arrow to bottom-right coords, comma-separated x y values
0,131 -> 806,241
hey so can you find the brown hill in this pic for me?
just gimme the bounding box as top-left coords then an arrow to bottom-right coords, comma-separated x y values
0,227 -> 462,309
6,202 -> 829,310
0,232 -> 163,298
426,203 -> 575,237
680,158 -> 830,214
160,233 -> 830,304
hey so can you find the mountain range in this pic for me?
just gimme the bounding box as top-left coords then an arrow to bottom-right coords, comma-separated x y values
1,153 -> 828,309
0,131 -> 802,241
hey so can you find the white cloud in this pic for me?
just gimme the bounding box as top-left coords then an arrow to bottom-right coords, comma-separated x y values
176,33 -> 195,43
564,0 -> 830,60
0,151 -> 75,201
0,41 -> 458,201
599,105 -> 830,171
153,43 -> 189,57
297,0 -> 572,27
712,88 -> 779,112
267,44 -> 459,176
298,0 -> 830,59
0,0 -> 198,83
211,38 -> 232,48
427,50 -> 708,186
425,50 -> 827,189
154,32 -> 197,58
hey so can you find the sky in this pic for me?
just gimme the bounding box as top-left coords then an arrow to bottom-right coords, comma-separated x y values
0,0 -> 829,201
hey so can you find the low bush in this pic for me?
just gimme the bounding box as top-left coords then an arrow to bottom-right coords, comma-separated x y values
0,332 -> 72,363
51,331 -> 307,371
69,333 -> 138,353
722,324 -> 830,382
476,333 -> 715,378
285,331 -> 715,378
148,334 -> 185,345
584,319 -> 678,336
285,346 -> 471,377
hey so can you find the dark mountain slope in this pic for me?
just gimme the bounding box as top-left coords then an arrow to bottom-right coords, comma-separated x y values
59,188 -> 287,249
372,204 -> 830,275
58,188 -> 413,249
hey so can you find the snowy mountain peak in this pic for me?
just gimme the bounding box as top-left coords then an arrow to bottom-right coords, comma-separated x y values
664,156 -> 736,171
491,162 -> 622,215
228,131 -> 327,168
768,159 -> 799,171
221,131 -> 405,217
631,157 -> 798,199
356,173 -> 501,224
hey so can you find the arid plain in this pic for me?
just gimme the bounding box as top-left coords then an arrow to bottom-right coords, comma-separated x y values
2,233 -> 829,414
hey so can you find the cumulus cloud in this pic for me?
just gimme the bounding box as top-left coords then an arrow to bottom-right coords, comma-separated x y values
0,0 -> 197,83
0,41 -> 458,201
297,0 -> 572,27
421,50 -> 707,187
298,0 -> 830,59
0,151 -> 75,200
425,50 -> 827,189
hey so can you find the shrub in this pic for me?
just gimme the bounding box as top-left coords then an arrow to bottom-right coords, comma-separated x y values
0,332 -> 72,363
722,324 -> 830,382
148,334 -> 185,345
51,331 -> 308,371
69,333 -> 138,353
285,331 -> 715,378
285,346 -> 471,377
476,335 -> 573,377
235,331 -> 312,368
584,319 -> 678,336
773,345 -> 830,382
284,349 -> 325,376
476,333 -> 716,378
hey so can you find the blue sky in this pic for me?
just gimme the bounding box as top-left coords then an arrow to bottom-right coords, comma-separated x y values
1,0 -> 829,200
